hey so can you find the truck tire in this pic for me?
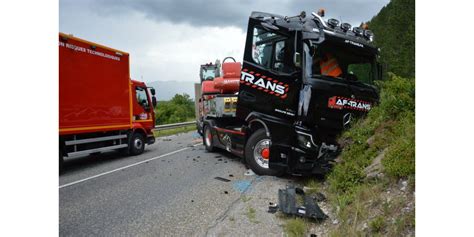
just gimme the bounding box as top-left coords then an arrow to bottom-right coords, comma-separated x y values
245,129 -> 284,176
130,132 -> 145,155
203,125 -> 215,152
59,149 -> 64,174
196,122 -> 203,136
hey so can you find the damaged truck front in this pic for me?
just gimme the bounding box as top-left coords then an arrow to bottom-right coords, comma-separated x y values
201,10 -> 382,176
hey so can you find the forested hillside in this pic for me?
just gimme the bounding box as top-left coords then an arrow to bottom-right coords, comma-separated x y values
368,0 -> 415,78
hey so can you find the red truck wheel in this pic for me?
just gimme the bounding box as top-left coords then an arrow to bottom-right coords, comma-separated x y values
245,129 -> 284,176
130,132 -> 145,155
203,125 -> 215,152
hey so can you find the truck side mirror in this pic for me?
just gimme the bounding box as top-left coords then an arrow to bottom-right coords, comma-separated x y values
152,96 -> 157,107
150,88 -> 156,96
293,52 -> 302,68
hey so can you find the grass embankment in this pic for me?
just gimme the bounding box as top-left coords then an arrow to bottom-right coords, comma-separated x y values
153,124 -> 196,138
285,74 -> 415,236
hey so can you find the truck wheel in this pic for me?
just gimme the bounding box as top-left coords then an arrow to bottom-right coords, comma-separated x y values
130,132 -> 145,155
203,125 -> 215,152
196,122 -> 203,136
245,129 -> 284,176
59,149 -> 64,174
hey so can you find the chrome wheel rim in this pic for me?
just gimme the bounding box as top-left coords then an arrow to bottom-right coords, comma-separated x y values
205,128 -> 212,147
253,139 -> 270,169
134,138 -> 143,150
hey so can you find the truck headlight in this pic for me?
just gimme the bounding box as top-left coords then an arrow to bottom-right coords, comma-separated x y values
296,132 -> 315,150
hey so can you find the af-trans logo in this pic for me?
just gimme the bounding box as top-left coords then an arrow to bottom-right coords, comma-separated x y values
328,96 -> 372,111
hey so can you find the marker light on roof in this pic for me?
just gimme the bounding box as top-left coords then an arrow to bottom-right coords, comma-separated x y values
341,23 -> 351,32
327,18 -> 339,28
317,8 -> 325,17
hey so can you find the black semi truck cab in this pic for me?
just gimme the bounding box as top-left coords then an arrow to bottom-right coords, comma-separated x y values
201,10 -> 381,176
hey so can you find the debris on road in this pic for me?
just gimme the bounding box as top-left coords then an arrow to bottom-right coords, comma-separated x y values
244,169 -> 255,176
233,180 -> 252,193
224,191 -> 229,194
214,177 -> 231,182
268,202 -> 278,213
277,186 -> 328,220
229,174 -> 234,177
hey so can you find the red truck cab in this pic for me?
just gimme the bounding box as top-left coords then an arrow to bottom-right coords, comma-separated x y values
59,32 -> 156,171
131,79 -> 156,145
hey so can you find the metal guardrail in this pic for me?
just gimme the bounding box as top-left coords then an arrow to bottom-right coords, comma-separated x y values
153,121 -> 195,131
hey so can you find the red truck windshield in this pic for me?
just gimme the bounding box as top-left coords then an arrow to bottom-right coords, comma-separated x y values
200,66 -> 219,81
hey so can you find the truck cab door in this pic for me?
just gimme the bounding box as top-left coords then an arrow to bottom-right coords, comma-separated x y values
237,19 -> 300,122
132,85 -> 154,126
297,42 -> 355,141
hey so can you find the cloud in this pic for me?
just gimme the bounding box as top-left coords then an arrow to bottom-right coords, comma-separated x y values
60,2 -> 246,83
89,0 -> 388,29
59,0 -> 389,88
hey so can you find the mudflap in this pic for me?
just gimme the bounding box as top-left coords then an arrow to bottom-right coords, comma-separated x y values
146,134 -> 156,145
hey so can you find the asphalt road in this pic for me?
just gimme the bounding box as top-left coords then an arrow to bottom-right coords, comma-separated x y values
59,131 -> 260,236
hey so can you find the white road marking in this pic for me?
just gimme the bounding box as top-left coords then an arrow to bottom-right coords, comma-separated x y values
59,143 -> 203,189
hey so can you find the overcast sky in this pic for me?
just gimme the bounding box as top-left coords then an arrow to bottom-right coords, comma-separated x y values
59,0 -> 390,83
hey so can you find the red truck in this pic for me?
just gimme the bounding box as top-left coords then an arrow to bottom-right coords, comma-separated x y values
59,32 -> 156,170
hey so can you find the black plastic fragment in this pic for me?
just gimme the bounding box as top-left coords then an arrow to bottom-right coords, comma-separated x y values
277,186 -> 328,220
268,202 -> 278,213
214,177 -> 231,182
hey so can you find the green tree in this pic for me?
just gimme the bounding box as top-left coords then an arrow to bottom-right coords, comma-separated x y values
154,93 -> 195,125
367,0 -> 415,78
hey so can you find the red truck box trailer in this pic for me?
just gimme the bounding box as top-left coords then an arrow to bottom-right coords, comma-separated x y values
59,32 -> 156,170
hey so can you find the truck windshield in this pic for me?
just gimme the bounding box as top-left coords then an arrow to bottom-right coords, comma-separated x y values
304,42 -> 376,84
202,67 -> 217,80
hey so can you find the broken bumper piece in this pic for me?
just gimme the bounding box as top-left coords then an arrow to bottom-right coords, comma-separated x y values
277,186 -> 328,220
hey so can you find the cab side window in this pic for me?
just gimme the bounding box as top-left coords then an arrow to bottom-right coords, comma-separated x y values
135,87 -> 149,109
251,27 -> 294,74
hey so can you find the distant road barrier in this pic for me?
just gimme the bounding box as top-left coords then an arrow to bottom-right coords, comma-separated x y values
153,121 -> 195,131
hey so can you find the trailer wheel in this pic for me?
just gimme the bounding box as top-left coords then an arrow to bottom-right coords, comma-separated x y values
203,125 -> 215,152
130,132 -> 145,155
245,129 -> 284,176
